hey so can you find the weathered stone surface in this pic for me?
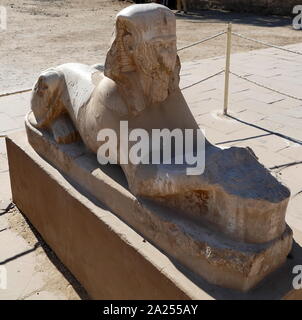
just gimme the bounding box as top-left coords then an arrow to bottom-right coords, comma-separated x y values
22,125 -> 293,292
22,4 -> 294,293
27,4 -> 290,246
8,131 -> 302,298
6,133 -> 191,300
26,107 -> 290,245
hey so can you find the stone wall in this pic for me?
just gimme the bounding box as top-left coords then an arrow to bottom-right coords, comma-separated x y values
189,0 -> 300,16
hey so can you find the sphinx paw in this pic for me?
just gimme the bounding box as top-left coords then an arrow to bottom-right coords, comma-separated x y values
51,114 -> 80,144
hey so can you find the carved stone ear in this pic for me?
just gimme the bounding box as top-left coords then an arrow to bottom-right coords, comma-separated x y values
50,114 -> 79,144
123,32 -> 135,53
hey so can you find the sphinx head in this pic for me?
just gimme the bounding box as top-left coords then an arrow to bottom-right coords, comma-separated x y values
104,4 -> 180,115
31,69 -> 65,128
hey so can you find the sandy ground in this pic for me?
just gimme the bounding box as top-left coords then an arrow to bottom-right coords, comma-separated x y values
6,205 -> 89,299
0,0 -> 301,93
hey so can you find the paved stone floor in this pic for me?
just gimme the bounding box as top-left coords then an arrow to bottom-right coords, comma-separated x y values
0,43 -> 302,299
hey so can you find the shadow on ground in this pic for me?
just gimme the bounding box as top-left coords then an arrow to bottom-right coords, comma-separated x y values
3,206 -> 91,300
175,9 -> 293,27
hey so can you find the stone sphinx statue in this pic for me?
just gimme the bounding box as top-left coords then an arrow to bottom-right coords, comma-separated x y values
26,3 -> 292,291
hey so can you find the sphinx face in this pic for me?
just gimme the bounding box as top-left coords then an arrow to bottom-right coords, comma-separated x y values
104,4 -> 179,112
118,4 -> 177,103
133,35 -> 177,73
129,33 -> 177,103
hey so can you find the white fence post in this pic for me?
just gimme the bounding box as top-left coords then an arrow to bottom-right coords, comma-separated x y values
223,23 -> 232,115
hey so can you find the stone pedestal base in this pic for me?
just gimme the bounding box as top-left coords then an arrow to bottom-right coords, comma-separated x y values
6,131 -> 302,299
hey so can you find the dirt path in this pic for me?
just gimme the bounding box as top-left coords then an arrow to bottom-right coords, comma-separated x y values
0,0 -> 301,93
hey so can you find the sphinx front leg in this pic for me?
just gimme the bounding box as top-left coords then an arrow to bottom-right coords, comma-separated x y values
50,114 -> 80,144
125,146 -> 290,244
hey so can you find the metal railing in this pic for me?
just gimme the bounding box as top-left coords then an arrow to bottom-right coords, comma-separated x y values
1,25 -> 302,118
177,30 -> 226,52
229,71 -> 302,102
224,26 -> 302,114
180,70 -> 224,91
177,22 -> 302,115
0,88 -> 31,98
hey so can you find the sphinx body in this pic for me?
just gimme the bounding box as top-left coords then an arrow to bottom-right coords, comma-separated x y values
29,3 -> 291,246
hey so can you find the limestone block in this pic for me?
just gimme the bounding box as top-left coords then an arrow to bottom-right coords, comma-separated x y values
22,125 -> 293,292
